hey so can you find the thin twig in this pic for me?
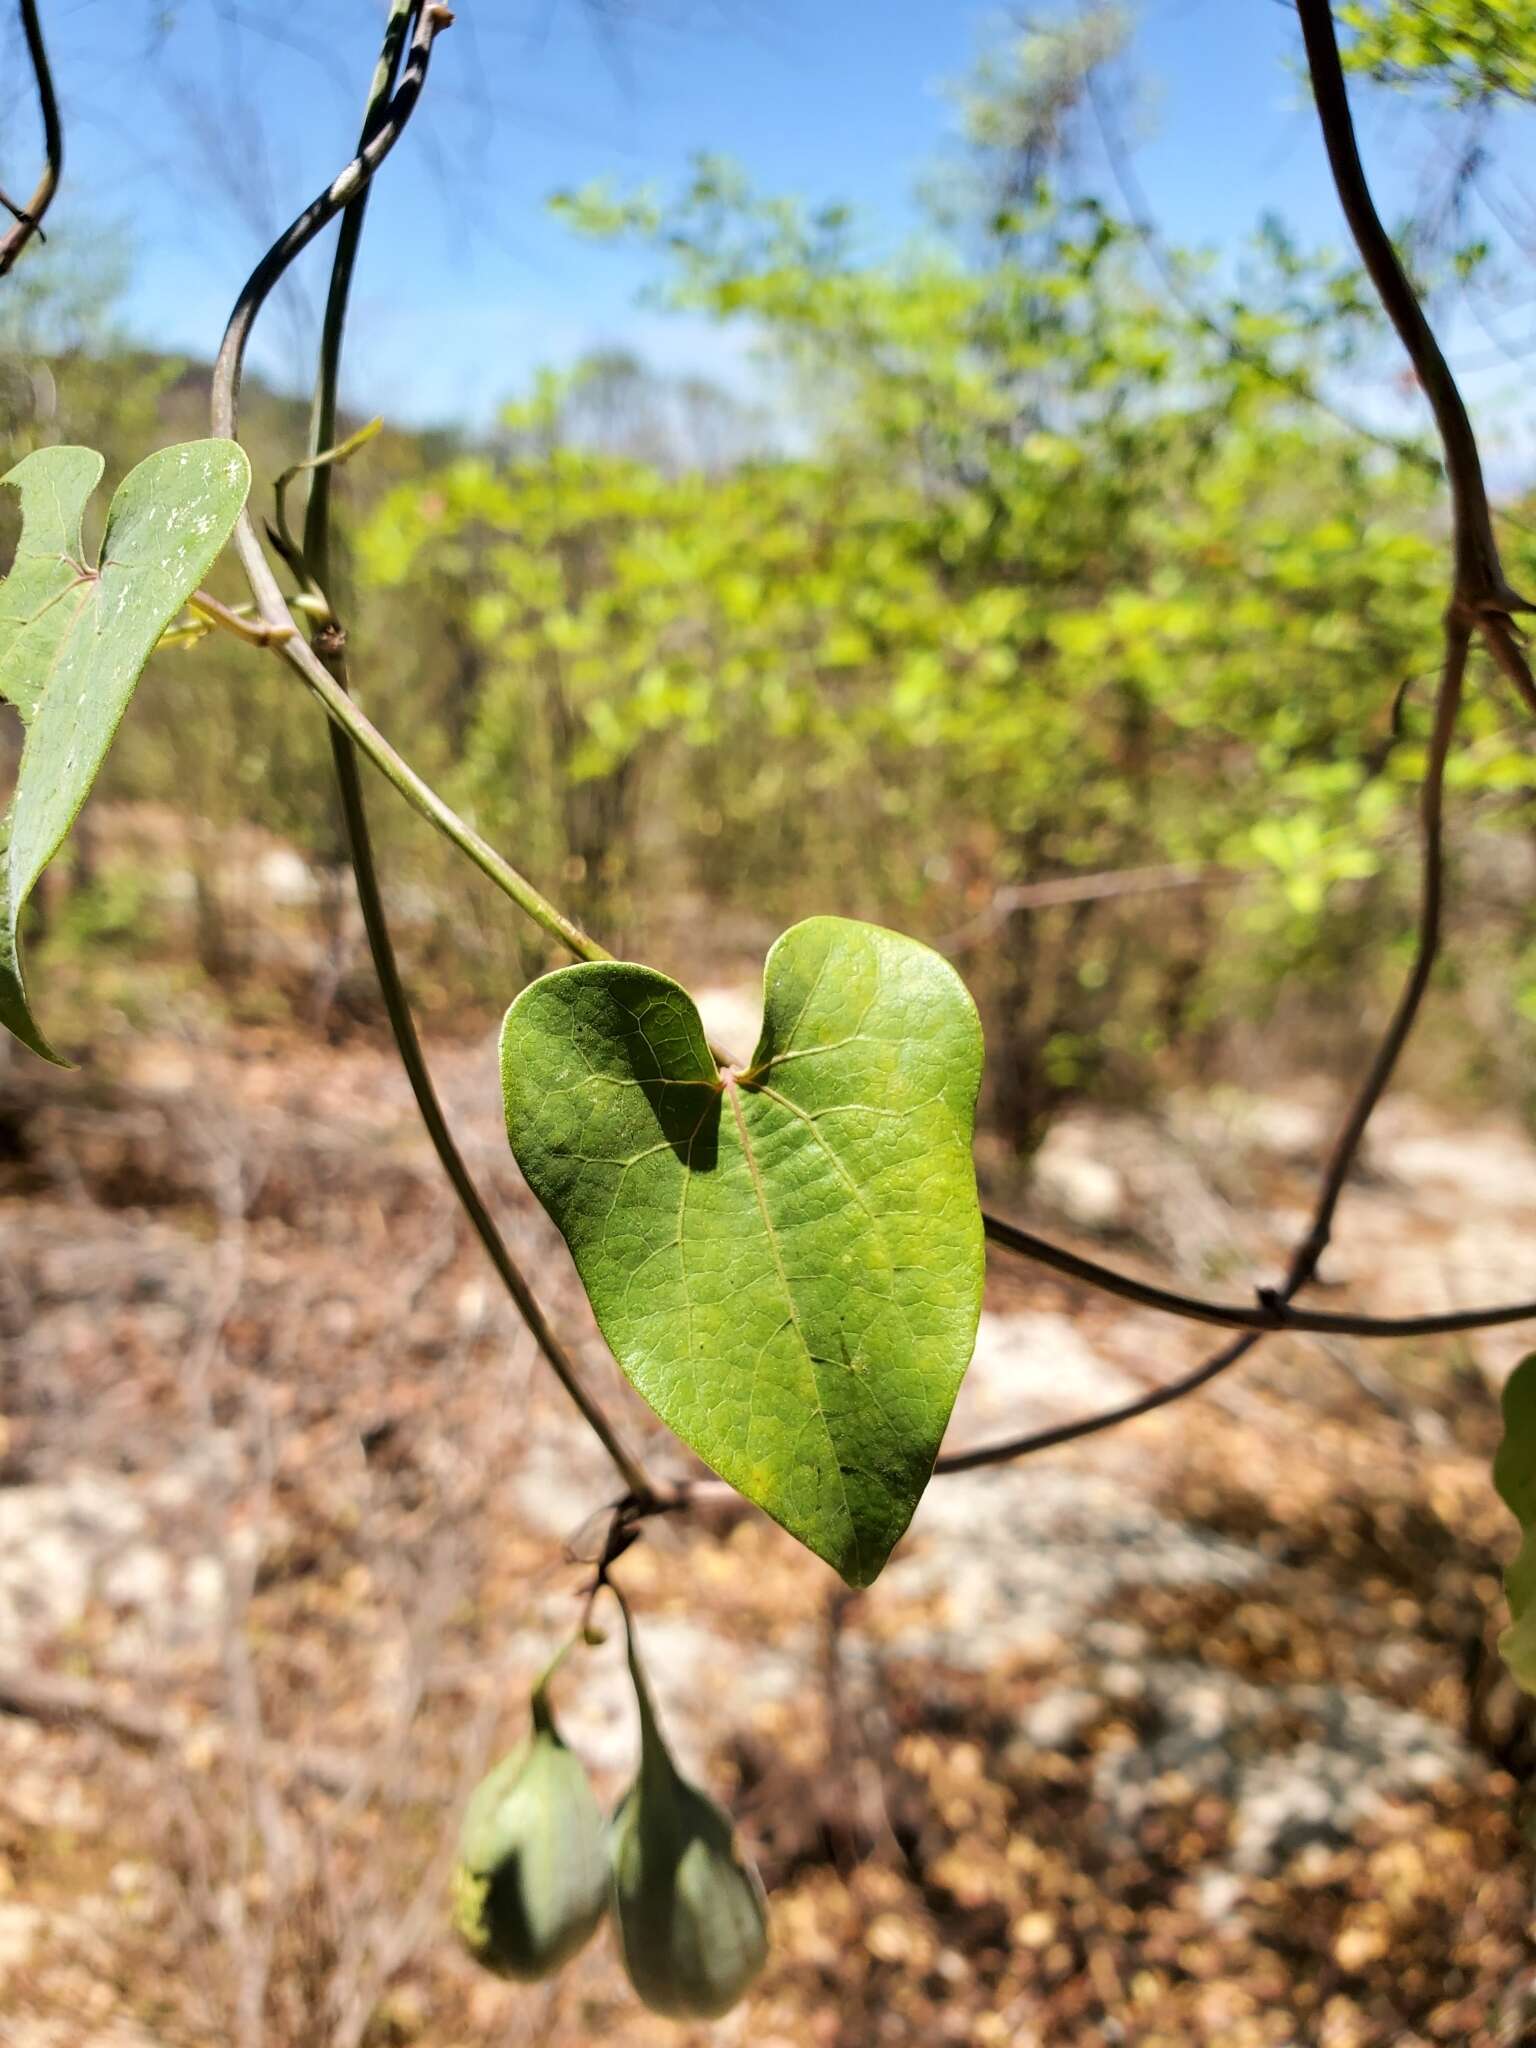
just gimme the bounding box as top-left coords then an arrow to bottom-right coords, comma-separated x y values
933,1328 -> 1260,1476
1278,646 -> 1468,1292
188,589 -> 296,646
982,1153 -> 1536,1337
271,627 -> 606,959
937,861 -> 1240,956
0,0 -> 62,279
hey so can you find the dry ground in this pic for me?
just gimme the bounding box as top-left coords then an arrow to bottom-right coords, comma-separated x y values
1,1008 -> 1534,2047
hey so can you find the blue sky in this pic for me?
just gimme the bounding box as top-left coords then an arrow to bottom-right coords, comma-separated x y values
5,0 -> 1535,452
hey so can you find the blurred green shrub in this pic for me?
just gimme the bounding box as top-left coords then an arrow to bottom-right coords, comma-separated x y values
10,20 -> 1536,1148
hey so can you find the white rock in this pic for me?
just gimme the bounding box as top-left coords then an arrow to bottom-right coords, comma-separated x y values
1194,1868 -> 1244,1925
1375,1130 -> 1536,1214
883,1469 -> 1264,1669
954,1310 -> 1139,1436
0,1901 -> 43,1975
1091,1664 -> 1469,1876
0,1477 -> 147,1654
692,984 -> 762,1066
1020,1688 -> 1102,1750
183,1556 -> 227,1618
100,1546 -> 173,1613
1030,1128 -> 1127,1232
256,847 -> 317,905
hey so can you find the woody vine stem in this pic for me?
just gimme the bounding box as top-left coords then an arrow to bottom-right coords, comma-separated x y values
17,0 -> 1536,1522
0,0 -> 60,279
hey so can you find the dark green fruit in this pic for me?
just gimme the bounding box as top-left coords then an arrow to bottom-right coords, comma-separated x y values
452,1682 -> 607,1981
609,1614 -> 768,2018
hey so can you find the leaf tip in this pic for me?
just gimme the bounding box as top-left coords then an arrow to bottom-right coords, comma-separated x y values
0,981 -> 69,1067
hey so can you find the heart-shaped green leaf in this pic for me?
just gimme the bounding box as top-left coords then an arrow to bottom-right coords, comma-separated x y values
1494,1353 -> 1536,1693
500,915 -> 985,1586
0,440 -> 251,1062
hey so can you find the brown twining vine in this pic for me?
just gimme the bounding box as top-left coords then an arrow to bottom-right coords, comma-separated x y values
0,0 -> 60,279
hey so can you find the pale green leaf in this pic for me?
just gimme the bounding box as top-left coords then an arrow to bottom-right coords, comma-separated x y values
1493,1352 -> 1536,1693
500,915 -> 985,1586
0,440 -> 251,1062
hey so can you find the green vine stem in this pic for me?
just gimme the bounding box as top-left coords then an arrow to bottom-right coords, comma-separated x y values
208,4 -> 608,968
214,0 -> 655,1504
298,2 -> 654,1503
319,646 -> 656,1502
1294,0 -> 1524,624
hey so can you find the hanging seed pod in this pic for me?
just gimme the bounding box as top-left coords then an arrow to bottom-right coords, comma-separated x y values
609,1603 -> 769,2019
451,1660 -> 607,1981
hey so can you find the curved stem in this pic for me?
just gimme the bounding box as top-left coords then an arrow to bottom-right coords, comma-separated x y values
282,637 -> 608,961
301,0 -> 408,596
187,589 -> 294,648
209,13 -> 440,457
943,8 -> 1514,1478
206,5 -> 606,967
951,618 -> 1468,1470
934,1329 -> 1257,1476
0,0 -> 62,279
1279,658 -> 1467,1296
282,4 -> 655,1503
325,678 -> 654,1499
1295,0 -> 1525,620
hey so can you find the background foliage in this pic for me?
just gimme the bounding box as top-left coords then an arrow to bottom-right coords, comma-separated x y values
7,4 -> 1536,1156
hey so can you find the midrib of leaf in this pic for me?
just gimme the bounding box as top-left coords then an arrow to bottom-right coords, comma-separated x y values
746,1078 -> 914,1487
3,589 -> 94,923
750,1081 -> 881,1216
721,1069 -> 862,1575
8,582 -> 104,842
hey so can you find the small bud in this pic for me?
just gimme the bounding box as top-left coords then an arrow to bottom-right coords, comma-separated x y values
451,1681 -> 607,1981
609,1612 -> 768,2018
